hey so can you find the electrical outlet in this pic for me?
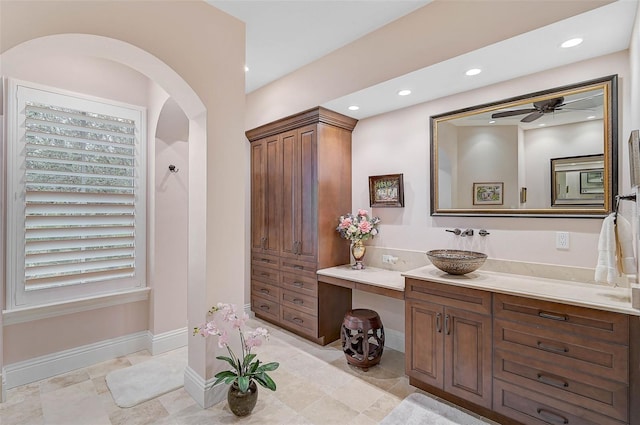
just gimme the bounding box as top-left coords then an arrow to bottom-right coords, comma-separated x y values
556,232 -> 570,250
382,254 -> 393,264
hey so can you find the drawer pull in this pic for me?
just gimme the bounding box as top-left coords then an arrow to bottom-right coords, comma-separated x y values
293,282 -> 304,288
536,408 -> 568,424
436,312 -> 442,333
260,272 -> 270,276
537,373 -> 569,389
293,265 -> 304,270
537,341 -> 568,354
292,317 -> 303,324
260,289 -> 270,294
539,311 -> 568,321
293,298 -> 304,305
444,314 -> 451,335
260,258 -> 270,263
259,304 -> 270,311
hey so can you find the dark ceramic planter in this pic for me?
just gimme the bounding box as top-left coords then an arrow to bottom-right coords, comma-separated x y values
227,380 -> 258,417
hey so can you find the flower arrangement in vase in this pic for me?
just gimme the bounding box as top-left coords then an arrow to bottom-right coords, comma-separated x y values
336,209 -> 380,269
193,303 -> 279,417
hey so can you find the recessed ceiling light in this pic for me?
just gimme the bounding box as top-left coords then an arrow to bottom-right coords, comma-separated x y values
244,65 -> 249,72
398,89 -> 412,96
561,38 -> 583,48
489,120 -> 496,124
348,105 -> 360,111
465,68 -> 482,76
587,115 -> 596,120
538,123 -> 546,127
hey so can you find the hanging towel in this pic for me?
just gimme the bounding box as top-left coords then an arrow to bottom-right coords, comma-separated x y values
615,213 -> 637,275
595,213 -> 617,284
595,213 -> 637,284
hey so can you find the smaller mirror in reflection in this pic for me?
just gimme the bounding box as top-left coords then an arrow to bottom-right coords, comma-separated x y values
551,154 -> 604,206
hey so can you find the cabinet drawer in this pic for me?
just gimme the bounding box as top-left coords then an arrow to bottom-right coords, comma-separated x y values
494,379 -> 623,425
281,272 -> 318,297
281,305 -> 317,336
251,253 -> 280,270
251,280 -> 280,303
494,293 -> 628,345
495,318 -> 629,383
280,258 -> 317,277
251,265 -> 279,285
494,348 -> 628,422
281,290 -> 317,316
251,295 -> 279,322
405,278 -> 491,315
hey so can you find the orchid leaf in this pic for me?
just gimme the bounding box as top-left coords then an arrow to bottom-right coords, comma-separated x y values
237,376 -> 250,393
216,355 -> 237,370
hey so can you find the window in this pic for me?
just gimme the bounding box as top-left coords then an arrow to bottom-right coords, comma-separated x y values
5,79 -> 146,309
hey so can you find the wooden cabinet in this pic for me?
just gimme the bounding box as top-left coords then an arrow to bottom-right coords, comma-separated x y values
405,278 -> 492,409
493,293 -> 636,425
404,279 -> 640,425
247,107 -> 356,345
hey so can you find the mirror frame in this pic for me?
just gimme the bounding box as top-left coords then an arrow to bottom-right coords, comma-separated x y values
430,75 -> 618,218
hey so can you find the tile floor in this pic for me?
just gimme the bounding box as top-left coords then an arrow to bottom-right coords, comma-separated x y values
1,318 -> 498,425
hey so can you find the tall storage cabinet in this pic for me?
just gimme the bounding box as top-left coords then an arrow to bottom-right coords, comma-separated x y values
247,107 -> 357,345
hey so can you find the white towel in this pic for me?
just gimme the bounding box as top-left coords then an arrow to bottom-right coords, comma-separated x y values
595,213 -> 636,284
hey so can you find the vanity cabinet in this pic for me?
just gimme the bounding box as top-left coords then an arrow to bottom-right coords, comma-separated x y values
247,107 -> 356,345
405,278 -> 493,409
493,293 -> 634,425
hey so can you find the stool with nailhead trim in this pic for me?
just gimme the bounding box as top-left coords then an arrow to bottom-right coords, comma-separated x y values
340,309 -> 385,371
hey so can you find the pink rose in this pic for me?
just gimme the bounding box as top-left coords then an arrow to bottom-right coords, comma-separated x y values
358,209 -> 368,216
339,217 -> 352,229
358,220 -> 372,233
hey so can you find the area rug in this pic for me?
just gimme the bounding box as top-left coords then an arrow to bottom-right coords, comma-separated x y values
105,347 -> 187,408
380,393 -> 494,425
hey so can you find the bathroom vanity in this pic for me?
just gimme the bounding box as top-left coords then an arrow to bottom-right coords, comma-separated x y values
403,266 -> 640,425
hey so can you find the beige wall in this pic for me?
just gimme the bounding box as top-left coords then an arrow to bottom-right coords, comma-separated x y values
1,0 -> 246,388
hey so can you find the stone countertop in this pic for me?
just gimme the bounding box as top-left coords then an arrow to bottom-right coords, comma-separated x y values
316,265 -> 404,292
403,265 -> 640,316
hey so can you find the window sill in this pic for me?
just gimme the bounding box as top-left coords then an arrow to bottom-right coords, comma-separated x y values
2,287 -> 150,325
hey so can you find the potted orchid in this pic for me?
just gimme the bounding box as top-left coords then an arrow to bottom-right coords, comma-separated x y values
336,209 -> 380,269
193,303 -> 279,416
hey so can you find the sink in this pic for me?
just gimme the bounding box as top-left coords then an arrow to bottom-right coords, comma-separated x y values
426,249 -> 487,275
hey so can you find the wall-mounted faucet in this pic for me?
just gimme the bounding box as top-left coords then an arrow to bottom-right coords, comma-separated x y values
445,228 -> 462,235
461,229 -> 474,237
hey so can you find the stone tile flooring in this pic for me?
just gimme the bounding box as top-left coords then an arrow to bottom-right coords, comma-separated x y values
1,318 -> 498,424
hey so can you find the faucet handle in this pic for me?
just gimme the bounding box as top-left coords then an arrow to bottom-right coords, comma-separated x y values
478,229 -> 490,236
461,229 -> 474,237
445,228 -> 462,235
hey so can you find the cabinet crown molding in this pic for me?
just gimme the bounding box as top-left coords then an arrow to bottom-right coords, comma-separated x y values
246,107 -> 358,142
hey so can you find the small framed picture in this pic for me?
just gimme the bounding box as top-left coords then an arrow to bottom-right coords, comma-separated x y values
473,182 -> 503,205
369,174 -> 404,207
629,130 -> 640,187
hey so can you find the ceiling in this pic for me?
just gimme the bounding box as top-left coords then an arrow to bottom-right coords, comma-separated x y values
208,0 -> 638,120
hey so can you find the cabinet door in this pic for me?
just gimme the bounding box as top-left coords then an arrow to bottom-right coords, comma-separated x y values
444,307 -> 492,409
406,300 -> 444,389
250,136 -> 281,255
281,125 -> 317,262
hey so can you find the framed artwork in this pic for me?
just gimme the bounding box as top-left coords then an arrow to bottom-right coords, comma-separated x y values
473,182 -> 503,205
580,170 -> 604,194
629,130 -> 640,187
369,173 -> 404,207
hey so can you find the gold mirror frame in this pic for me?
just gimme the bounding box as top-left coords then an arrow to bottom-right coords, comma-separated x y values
430,75 -> 618,218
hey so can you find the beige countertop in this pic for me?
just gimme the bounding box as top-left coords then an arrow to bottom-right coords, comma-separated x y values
403,265 -> 640,316
316,265 -> 404,292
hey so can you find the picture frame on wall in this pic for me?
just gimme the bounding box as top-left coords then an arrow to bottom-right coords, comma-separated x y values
369,173 -> 404,207
629,130 -> 640,187
473,182 -> 503,205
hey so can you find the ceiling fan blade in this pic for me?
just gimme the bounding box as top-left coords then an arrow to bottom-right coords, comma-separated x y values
491,108 -> 537,119
521,111 -> 544,123
558,92 -> 603,107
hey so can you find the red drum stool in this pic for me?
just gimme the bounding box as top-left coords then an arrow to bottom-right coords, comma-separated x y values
341,309 -> 385,371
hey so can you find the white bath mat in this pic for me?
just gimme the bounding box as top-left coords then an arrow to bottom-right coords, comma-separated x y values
380,393 -> 495,425
106,347 -> 187,408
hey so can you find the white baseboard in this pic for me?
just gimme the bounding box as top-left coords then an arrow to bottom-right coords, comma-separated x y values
4,331 -> 148,389
384,328 -> 405,353
149,327 -> 188,355
184,365 -> 226,409
4,327 -> 189,390
1,369 -> 6,403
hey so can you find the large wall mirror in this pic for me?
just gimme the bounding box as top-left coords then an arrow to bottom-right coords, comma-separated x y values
430,75 -> 618,217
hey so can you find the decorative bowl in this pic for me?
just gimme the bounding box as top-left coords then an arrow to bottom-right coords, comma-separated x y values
426,249 -> 487,275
